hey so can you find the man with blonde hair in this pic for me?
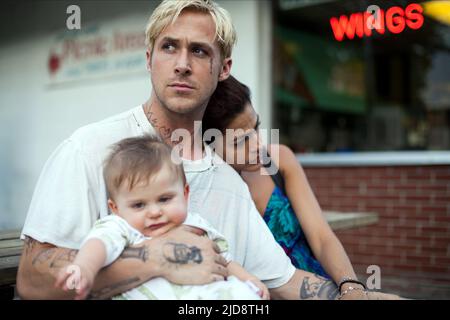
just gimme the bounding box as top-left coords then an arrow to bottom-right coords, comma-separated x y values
17,0 -> 343,300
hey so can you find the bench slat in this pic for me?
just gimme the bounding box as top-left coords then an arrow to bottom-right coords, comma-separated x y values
0,247 -> 23,258
0,230 -> 21,241
0,239 -> 23,250
0,255 -> 20,270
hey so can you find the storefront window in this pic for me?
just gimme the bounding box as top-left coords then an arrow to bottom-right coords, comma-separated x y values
273,0 -> 450,153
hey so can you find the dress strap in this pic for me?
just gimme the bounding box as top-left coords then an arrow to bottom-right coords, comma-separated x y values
262,149 -> 287,195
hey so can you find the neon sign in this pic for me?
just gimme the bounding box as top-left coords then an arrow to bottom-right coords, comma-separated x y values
330,3 -> 424,41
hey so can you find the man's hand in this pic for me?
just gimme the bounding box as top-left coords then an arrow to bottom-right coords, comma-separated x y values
150,226 -> 229,285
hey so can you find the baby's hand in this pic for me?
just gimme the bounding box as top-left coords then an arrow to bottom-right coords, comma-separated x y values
54,264 -> 95,300
246,278 -> 270,300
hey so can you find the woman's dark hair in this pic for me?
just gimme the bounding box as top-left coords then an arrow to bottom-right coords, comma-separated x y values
202,75 -> 251,134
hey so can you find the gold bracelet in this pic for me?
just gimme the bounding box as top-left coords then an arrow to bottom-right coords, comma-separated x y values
339,286 -> 368,299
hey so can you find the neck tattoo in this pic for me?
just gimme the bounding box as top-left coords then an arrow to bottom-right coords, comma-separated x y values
144,103 -> 173,140
144,102 -> 197,149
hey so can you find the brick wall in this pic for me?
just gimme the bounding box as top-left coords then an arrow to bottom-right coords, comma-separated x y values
303,165 -> 450,299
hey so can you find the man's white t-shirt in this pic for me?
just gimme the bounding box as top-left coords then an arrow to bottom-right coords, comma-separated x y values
21,105 -> 296,289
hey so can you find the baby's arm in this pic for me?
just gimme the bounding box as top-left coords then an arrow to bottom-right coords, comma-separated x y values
54,215 -> 132,299
227,261 -> 270,300
55,239 -> 106,300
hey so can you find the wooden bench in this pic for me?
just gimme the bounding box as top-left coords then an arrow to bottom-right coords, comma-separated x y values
0,230 -> 22,299
0,211 -> 378,299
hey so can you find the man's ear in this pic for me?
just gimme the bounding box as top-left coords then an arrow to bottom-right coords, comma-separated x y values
146,48 -> 152,72
108,199 -> 119,215
218,57 -> 232,81
184,184 -> 190,201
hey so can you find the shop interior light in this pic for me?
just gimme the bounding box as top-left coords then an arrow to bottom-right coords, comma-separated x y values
279,0 -> 335,10
422,1 -> 450,26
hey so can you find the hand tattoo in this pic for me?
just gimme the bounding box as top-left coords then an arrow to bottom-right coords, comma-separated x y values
163,242 -> 203,264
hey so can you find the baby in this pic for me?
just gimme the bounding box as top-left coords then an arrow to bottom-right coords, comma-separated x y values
55,135 -> 269,300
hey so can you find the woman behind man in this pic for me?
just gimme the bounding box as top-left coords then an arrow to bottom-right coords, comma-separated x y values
202,75 -> 403,300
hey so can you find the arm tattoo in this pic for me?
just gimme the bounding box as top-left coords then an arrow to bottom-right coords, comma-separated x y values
23,236 -> 37,255
120,246 -> 149,262
32,248 -> 58,266
49,249 -> 77,268
32,248 -> 77,269
163,242 -> 203,264
88,276 -> 141,300
300,276 -> 339,300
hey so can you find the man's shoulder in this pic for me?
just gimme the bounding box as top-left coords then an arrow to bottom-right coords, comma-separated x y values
70,107 -> 138,142
68,106 -> 143,156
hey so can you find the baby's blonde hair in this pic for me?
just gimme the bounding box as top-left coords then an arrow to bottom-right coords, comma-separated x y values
103,135 -> 186,200
145,0 -> 236,59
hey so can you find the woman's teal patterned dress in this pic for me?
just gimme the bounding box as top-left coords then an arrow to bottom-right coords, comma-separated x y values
263,159 -> 329,278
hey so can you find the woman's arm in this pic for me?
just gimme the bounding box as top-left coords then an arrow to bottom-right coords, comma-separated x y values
275,145 -> 365,296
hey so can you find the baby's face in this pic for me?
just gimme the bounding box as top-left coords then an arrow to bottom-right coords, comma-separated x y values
109,165 -> 188,237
